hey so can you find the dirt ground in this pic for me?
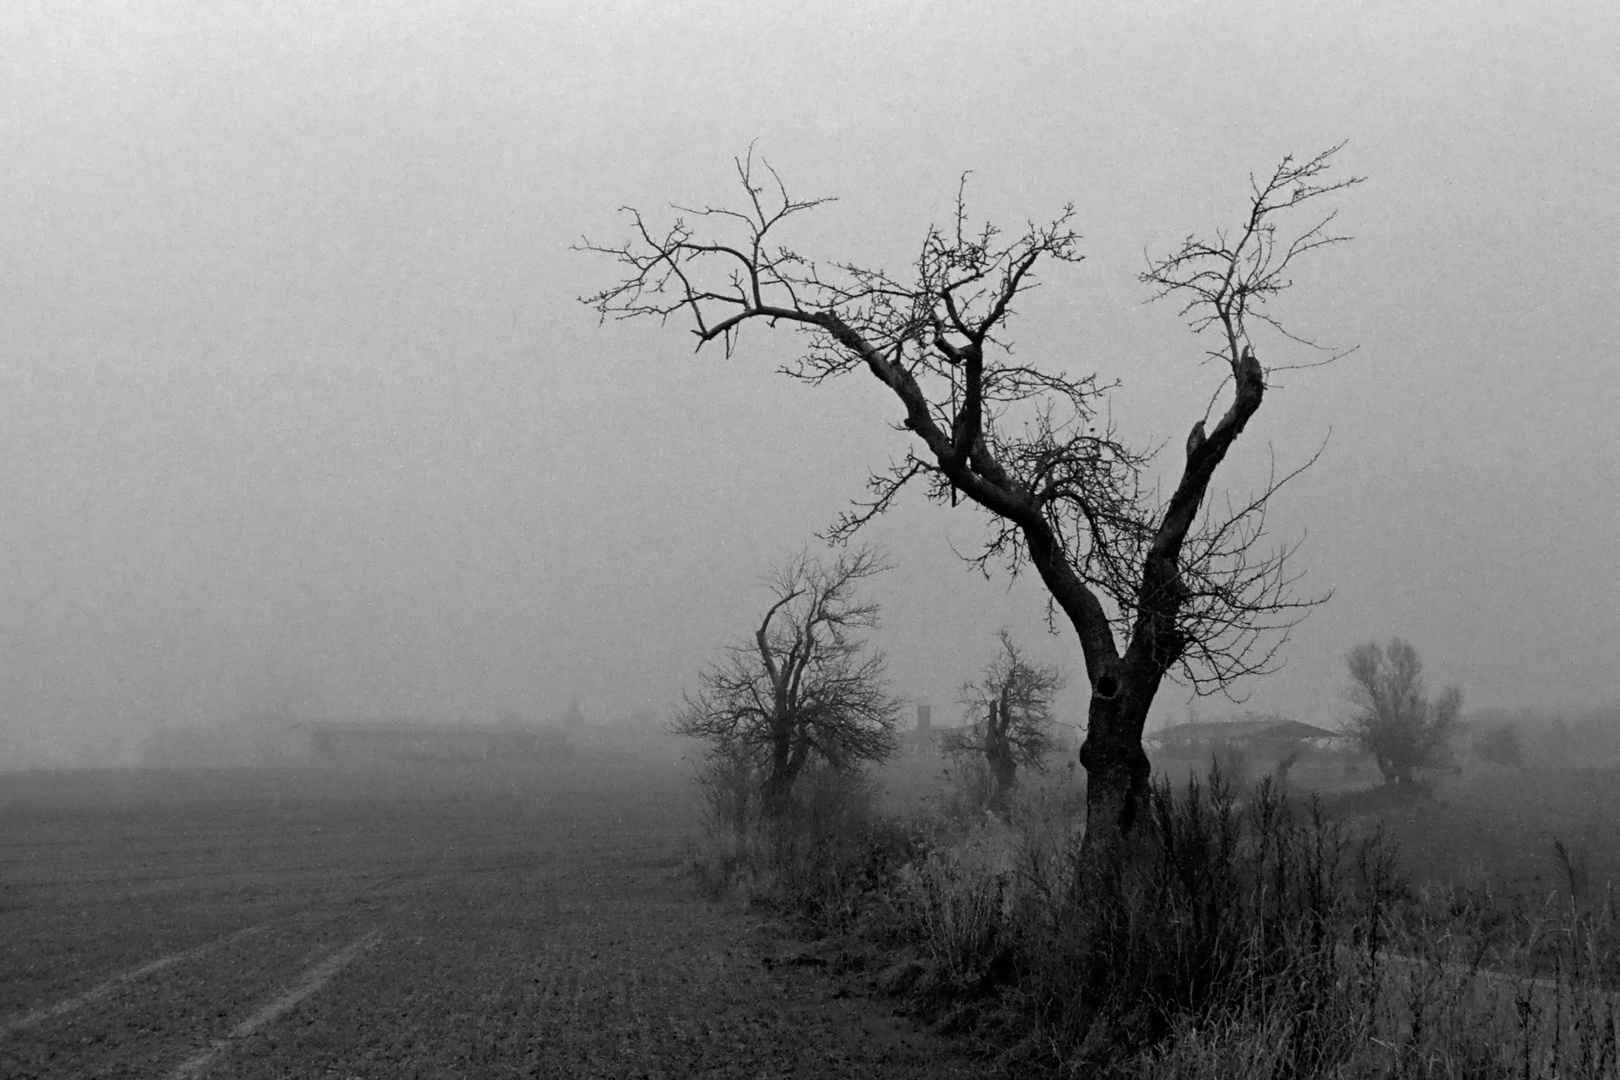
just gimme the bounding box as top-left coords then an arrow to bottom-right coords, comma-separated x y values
0,763 -> 994,1079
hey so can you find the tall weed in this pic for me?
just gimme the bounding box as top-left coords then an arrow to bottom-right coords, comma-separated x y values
692,751 -> 1620,1077
1009,769 -> 1402,1068
687,752 -> 918,927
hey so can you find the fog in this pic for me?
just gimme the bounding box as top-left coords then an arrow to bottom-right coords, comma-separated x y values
1,0 -> 1615,766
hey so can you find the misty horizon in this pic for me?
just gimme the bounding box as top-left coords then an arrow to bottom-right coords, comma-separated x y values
2,0 -> 1615,768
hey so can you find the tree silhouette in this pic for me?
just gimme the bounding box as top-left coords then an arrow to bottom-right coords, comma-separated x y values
671,548 -> 900,819
1342,638 -> 1462,786
585,146 -> 1356,902
941,630 -> 1065,813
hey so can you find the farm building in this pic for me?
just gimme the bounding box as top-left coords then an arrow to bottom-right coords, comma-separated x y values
302,722 -> 570,765
1146,717 -> 1344,760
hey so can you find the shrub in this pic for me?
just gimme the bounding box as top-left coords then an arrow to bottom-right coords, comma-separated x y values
937,757 -> 998,822
687,754 -> 920,927
894,826 -> 1014,992
760,763 -> 922,929
693,740 -> 762,840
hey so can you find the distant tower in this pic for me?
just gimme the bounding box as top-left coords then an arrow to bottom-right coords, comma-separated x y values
916,704 -> 932,731
562,697 -> 585,729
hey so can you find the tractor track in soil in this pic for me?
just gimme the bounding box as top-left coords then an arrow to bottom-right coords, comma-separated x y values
1,764 -> 995,1078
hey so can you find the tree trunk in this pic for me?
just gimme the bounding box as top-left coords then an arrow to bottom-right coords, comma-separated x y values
762,771 -> 793,819
1075,671 -> 1155,898
1066,665 -> 1157,1050
763,718 -> 798,819
988,745 -> 1017,814
986,701 -> 1017,814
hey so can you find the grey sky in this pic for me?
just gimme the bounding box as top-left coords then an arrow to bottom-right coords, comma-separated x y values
2,0 -> 1616,764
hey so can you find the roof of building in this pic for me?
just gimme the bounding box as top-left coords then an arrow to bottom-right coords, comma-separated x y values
298,721 -> 561,736
1147,718 -> 1342,746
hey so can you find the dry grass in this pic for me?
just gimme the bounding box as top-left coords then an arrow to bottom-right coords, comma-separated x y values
721,752 -> 1620,1077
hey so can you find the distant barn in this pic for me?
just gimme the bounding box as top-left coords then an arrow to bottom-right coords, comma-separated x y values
302,722 -> 569,765
1146,718 -> 1343,760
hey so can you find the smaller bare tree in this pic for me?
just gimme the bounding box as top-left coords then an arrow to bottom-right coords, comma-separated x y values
672,548 -> 901,820
1342,638 -> 1462,786
942,630 -> 1067,813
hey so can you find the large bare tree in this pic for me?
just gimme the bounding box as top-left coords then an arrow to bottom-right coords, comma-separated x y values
671,548 -> 901,819
941,629 -> 1066,813
586,147 -> 1356,887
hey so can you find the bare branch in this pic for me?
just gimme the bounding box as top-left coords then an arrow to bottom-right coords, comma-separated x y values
585,146 -> 1357,850
669,546 -> 900,816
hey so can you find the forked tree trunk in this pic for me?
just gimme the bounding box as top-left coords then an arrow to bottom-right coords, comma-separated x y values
1066,346 -> 1264,912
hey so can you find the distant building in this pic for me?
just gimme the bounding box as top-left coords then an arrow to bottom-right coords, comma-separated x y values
897,704 -> 946,757
1146,717 -> 1343,759
301,722 -> 570,765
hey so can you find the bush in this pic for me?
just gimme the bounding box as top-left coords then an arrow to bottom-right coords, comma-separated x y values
894,824 -> 1015,993
693,741 -> 762,839
687,753 -> 919,929
760,763 -> 921,929
686,743 -> 766,901
888,761 -> 1084,1000
936,757 -> 999,822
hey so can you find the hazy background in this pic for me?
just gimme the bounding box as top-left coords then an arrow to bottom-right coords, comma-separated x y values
1,0 -> 1615,765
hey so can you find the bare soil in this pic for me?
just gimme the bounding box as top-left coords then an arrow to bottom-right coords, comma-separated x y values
0,763 -> 991,1078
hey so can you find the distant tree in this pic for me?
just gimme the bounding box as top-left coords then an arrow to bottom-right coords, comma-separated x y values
1341,639 -> 1462,786
1475,722 -> 1525,767
942,630 -> 1066,813
672,548 -> 901,820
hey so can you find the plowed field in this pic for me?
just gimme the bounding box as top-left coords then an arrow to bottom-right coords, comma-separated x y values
1,764 -> 987,1078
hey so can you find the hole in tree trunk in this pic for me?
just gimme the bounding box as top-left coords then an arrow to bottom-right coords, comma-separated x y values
1093,674 -> 1119,700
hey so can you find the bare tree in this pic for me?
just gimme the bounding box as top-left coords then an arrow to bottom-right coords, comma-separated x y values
1342,638 -> 1462,786
671,548 -> 901,819
585,146 -> 1356,891
942,629 -> 1066,813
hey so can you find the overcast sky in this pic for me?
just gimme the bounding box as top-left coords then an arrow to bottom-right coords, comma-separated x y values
1,0 -> 1615,764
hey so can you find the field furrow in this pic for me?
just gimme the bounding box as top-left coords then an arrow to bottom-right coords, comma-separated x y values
0,764 -> 987,1078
